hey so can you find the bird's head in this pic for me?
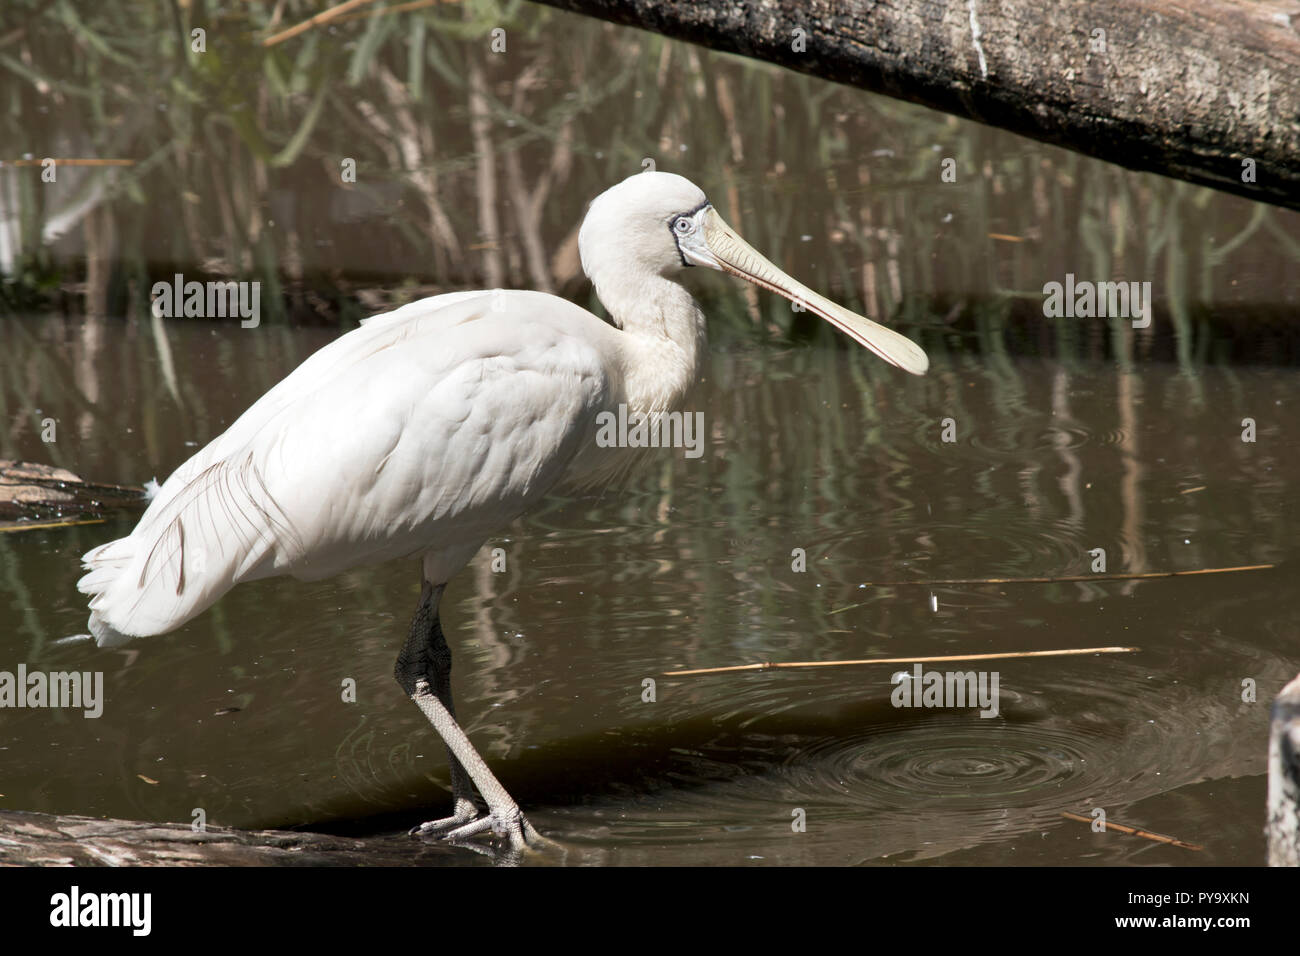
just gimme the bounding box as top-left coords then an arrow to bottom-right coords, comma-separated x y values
578,170 -> 928,375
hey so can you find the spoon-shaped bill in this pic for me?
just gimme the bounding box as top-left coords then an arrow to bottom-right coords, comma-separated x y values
700,208 -> 929,375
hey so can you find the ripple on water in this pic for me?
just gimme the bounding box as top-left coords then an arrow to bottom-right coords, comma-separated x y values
545,663 -> 1225,860
780,715 -> 1097,813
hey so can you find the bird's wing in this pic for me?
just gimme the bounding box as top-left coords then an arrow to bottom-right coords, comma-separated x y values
80,291 -> 615,644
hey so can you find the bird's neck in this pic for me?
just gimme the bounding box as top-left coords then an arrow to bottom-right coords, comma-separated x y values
599,272 -> 708,413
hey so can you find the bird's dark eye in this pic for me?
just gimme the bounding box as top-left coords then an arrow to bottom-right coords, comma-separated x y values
673,216 -> 693,235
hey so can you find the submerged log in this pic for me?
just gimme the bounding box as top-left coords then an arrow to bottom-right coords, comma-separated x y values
534,0 -> 1300,211
0,810 -> 359,866
0,460 -> 146,531
0,810 -> 463,866
1268,673 -> 1300,866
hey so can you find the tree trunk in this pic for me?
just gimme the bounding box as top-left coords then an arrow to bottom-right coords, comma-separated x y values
533,0 -> 1300,211
1268,673 -> 1300,866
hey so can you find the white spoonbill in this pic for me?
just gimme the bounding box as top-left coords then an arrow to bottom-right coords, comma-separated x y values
78,170 -> 928,851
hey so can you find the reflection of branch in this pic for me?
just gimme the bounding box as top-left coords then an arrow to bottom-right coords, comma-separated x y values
83,204 -> 114,321
858,163 -> 879,319
1051,367 -> 1085,528
76,311 -> 102,443
262,0 -> 378,47
1117,366 -> 1147,583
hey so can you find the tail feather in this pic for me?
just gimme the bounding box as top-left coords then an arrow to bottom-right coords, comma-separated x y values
78,451 -> 294,646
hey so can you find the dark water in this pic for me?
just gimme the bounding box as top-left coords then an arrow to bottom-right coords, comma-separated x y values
2,1 -> 1299,866
2,315 -> 1297,866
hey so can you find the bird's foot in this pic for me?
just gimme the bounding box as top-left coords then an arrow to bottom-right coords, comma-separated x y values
410,800 -> 540,852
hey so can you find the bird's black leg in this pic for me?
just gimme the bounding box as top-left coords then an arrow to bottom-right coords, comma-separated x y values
394,580 -> 539,850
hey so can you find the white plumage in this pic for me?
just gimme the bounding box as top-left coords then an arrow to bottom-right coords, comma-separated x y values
80,289 -> 624,641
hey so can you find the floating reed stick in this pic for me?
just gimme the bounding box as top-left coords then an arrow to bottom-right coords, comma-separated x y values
0,518 -> 108,534
861,563 -> 1273,589
1061,811 -> 1202,850
664,645 -> 1138,677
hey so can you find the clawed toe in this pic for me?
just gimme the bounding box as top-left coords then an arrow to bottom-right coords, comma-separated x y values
410,805 -> 536,852
408,798 -> 479,837
409,816 -> 468,837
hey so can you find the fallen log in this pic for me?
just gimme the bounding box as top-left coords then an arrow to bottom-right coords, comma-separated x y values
0,809 -> 466,866
533,0 -> 1300,211
0,809 -> 363,866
